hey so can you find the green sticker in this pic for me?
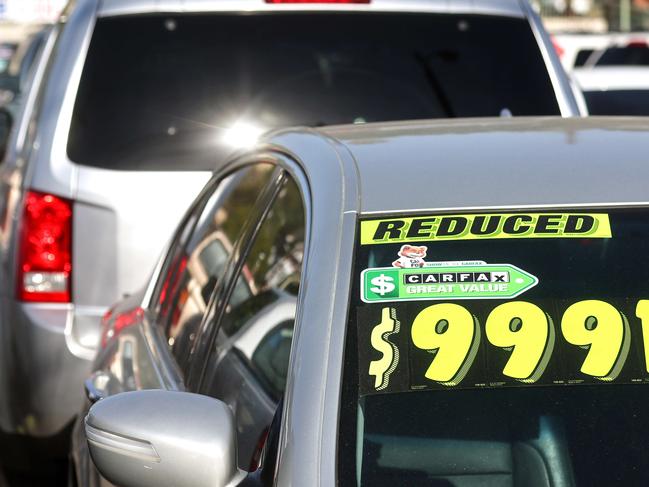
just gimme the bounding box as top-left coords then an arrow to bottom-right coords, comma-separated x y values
361,262 -> 538,303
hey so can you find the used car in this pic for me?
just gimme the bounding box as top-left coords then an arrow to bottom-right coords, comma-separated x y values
77,116 -> 649,486
0,0 -> 583,443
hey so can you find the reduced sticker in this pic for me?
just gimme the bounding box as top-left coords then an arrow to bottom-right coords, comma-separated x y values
360,212 -> 612,245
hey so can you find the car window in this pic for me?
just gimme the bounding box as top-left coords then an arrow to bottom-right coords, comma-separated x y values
574,48 -> 594,67
595,45 -> 649,66
583,90 -> 649,115
153,163 -> 275,377
200,173 -> 305,470
340,209 -> 649,486
67,12 -> 559,171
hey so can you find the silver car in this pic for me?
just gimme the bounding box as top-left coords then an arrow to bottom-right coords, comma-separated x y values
76,116 -> 649,486
0,0 -> 580,442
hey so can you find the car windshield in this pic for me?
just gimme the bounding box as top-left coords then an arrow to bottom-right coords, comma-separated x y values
340,209 -> 649,486
68,12 -> 559,170
583,90 -> 649,115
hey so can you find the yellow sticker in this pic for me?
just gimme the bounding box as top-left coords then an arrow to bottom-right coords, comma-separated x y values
360,213 -> 611,245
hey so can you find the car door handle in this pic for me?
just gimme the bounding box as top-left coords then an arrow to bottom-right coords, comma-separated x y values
84,371 -> 112,404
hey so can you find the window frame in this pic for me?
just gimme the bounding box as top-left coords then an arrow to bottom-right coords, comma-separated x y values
183,153 -> 311,390
143,159 -> 285,388
189,159 -> 309,475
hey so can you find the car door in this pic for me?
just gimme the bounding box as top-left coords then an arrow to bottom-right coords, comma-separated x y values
73,162 -> 281,487
193,169 -> 307,473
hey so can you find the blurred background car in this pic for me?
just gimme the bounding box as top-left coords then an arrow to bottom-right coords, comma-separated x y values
0,25 -> 50,116
79,116 -> 649,487
0,0 -> 579,459
580,38 -> 649,64
553,33 -> 649,70
573,65 -> 649,113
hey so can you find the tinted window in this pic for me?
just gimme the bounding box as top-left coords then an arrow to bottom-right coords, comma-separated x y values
68,13 -> 559,170
583,90 -> 649,115
154,164 -> 274,376
574,48 -> 594,67
595,45 -> 649,66
341,209 -> 649,486
200,175 -> 305,470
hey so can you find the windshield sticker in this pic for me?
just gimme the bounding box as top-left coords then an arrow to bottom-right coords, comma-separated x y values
368,307 -> 400,391
361,213 -> 611,245
357,298 -> 649,396
362,261 -> 538,303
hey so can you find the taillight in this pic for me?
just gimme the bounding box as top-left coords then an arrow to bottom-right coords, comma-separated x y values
627,40 -> 649,48
17,190 -> 72,303
100,307 -> 144,347
266,0 -> 369,3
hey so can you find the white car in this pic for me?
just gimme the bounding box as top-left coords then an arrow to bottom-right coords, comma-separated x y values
573,66 -> 649,115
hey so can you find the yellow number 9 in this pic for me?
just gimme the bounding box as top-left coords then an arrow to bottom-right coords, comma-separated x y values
485,301 -> 554,383
561,300 -> 630,381
411,303 -> 480,386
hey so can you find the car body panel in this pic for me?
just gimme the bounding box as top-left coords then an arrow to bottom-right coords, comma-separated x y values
573,66 -> 649,91
321,117 -> 649,214
99,0 -> 525,18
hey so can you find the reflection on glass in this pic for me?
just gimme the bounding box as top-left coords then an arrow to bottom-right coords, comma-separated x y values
202,174 -> 305,471
155,163 -> 274,375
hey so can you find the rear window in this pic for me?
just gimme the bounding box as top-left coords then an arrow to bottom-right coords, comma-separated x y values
583,90 -> 649,115
340,209 -> 649,486
595,45 -> 649,66
68,12 -> 559,171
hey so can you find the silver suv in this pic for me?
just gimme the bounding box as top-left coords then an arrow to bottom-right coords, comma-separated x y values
0,0 -> 582,439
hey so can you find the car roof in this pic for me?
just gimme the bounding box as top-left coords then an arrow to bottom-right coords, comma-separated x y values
272,117 -> 649,215
98,0 -> 525,19
573,66 -> 649,91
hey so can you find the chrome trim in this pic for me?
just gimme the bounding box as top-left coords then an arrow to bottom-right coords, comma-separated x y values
85,420 -> 161,463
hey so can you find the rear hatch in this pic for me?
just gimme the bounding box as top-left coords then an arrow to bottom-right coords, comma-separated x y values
64,10 -> 562,344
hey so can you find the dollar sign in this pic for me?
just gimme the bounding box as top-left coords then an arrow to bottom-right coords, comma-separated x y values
369,307 -> 400,390
370,274 -> 395,296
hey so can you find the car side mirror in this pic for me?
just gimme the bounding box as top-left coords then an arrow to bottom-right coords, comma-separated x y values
0,107 -> 12,162
85,390 -> 247,487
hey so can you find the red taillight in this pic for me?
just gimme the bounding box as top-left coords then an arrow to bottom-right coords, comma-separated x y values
626,40 -> 649,49
17,190 -> 72,303
101,306 -> 144,347
266,0 -> 369,3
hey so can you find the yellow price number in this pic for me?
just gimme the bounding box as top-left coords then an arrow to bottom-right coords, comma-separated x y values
561,300 -> 630,381
411,303 -> 480,386
485,302 -> 554,383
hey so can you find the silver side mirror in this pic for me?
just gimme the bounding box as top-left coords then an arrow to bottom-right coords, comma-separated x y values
85,390 -> 246,487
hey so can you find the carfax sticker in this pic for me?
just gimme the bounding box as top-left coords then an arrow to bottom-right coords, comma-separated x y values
361,245 -> 538,302
361,213 -> 611,245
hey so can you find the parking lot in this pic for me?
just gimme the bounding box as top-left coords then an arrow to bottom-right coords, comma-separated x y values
2,0 -> 649,486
